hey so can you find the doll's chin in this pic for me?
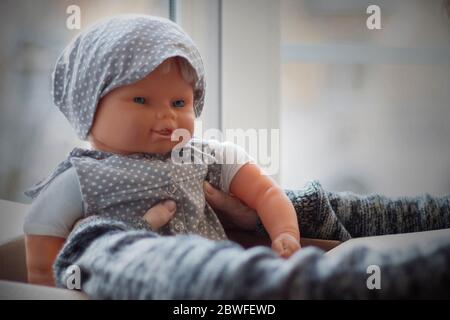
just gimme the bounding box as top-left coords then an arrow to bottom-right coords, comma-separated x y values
145,141 -> 177,154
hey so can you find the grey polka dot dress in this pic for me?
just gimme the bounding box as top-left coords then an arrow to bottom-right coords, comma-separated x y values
25,138 -> 227,241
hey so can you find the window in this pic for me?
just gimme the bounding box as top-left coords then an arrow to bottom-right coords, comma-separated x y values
219,0 -> 450,196
279,0 -> 450,196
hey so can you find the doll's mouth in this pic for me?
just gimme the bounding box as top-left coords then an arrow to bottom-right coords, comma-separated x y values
152,128 -> 174,139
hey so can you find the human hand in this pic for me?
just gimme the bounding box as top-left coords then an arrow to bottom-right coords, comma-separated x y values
271,233 -> 301,259
203,181 -> 258,231
71,200 -> 176,233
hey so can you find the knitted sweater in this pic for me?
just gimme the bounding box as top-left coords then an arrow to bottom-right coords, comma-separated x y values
53,180 -> 450,299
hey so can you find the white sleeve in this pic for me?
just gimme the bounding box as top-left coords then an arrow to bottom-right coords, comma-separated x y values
210,140 -> 256,194
23,167 -> 84,238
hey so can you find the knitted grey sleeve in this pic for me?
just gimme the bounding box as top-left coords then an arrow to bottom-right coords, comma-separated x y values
326,188 -> 450,237
255,180 -> 450,241
53,216 -> 450,299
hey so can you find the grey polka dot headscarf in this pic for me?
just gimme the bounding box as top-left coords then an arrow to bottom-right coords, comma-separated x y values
52,14 -> 206,140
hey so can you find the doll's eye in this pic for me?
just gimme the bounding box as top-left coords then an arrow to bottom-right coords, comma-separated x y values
133,97 -> 146,105
172,100 -> 185,108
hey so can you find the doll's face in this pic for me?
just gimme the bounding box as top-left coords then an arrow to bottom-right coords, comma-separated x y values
88,58 -> 195,155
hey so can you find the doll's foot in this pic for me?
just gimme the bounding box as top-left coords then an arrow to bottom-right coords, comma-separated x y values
143,200 -> 176,231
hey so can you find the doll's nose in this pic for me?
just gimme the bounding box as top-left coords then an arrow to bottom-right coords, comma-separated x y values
156,106 -> 176,120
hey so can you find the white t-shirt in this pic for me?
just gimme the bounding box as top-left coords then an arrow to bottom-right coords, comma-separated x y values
23,141 -> 254,238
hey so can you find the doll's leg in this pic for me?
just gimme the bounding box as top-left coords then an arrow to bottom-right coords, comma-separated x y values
54,216 -> 450,299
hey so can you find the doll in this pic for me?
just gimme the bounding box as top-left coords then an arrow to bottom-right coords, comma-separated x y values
24,14 -> 300,269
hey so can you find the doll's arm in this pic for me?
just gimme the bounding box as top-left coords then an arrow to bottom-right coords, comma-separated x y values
25,235 -> 65,286
229,163 -> 301,257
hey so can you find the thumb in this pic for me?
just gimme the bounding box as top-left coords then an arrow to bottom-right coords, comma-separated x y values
143,200 -> 176,230
163,199 -> 176,212
203,181 -> 226,210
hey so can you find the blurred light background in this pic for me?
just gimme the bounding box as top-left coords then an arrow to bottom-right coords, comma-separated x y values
0,0 -> 449,204
280,0 -> 450,196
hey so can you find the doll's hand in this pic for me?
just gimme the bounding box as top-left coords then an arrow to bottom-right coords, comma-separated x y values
143,200 -> 177,231
271,233 -> 301,259
203,181 -> 258,231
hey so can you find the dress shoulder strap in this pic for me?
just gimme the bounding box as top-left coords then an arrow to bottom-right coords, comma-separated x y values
23,148 -> 111,199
